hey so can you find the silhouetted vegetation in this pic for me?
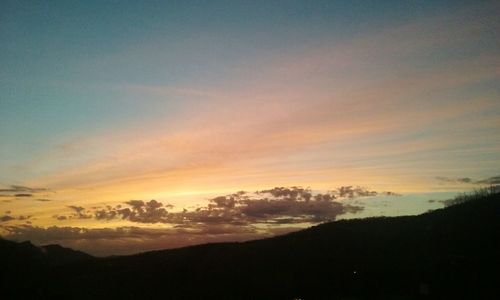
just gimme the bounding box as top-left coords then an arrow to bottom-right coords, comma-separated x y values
1,189 -> 499,299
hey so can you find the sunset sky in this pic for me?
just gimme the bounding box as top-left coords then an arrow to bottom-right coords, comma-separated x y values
1,0 -> 499,256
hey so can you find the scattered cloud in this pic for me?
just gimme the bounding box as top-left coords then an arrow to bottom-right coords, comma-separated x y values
14,193 -> 33,197
36,199 -> 52,202
0,185 -> 399,255
67,206 -> 92,219
0,214 -> 31,222
436,176 -> 473,183
54,186 -> 398,226
0,185 -> 47,193
476,175 -> 500,185
94,200 -> 171,223
53,215 -> 67,221
0,215 -> 15,222
0,185 -> 51,202
436,175 -> 500,185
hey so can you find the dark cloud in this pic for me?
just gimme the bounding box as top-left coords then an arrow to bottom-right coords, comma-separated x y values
436,176 -> 473,183
240,197 -> 362,224
0,215 -> 15,222
476,175 -> 500,185
335,186 -> 378,198
36,199 -> 52,202
47,186 -> 401,227
0,187 -> 395,256
381,191 -> 402,196
0,185 -> 51,202
0,185 -> 47,193
94,200 -> 170,223
53,215 -> 67,221
67,206 -> 92,219
84,186 -> 386,226
175,187 -> 365,226
258,187 -> 312,201
435,175 -> 500,185
0,213 -> 32,222
14,193 -> 32,197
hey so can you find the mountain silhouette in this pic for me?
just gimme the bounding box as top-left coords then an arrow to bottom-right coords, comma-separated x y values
0,239 -> 92,264
1,190 -> 499,299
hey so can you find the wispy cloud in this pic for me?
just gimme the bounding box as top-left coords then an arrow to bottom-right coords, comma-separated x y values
436,175 -> 500,185
436,177 -> 473,184
476,175 -> 500,185
36,199 -> 52,202
0,185 -> 47,193
14,193 -> 32,198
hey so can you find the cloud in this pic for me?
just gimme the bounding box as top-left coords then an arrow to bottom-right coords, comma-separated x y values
0,214 -> 31,222
36,199 -> 52,202
14,193 -> 32,197
94,200 -> 171,223
334,186 -> 381,198
239,197 -> 361,224
0,185 -> 51,201
0,215 -> 15,222
258,187 -> 312,201
67,206 -> 92,219
476,175 -> 500,185
0,186 -> 396,255
71,186 -> 398,227
436,176 -> 473,184
436,175 -> 500,185
0,185 -> 47,193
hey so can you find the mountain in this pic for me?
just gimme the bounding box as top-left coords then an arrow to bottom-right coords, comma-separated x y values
0,238 -> 93,265
1,191 -> 499,299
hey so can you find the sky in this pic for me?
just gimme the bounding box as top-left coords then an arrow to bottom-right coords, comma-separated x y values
1,0 -> 499,256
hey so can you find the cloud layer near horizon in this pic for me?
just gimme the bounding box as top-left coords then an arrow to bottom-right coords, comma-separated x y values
0,185 -> 402,255
46,186 -> 397,226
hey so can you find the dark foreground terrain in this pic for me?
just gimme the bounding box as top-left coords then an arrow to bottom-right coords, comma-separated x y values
1,191 -> 499,299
